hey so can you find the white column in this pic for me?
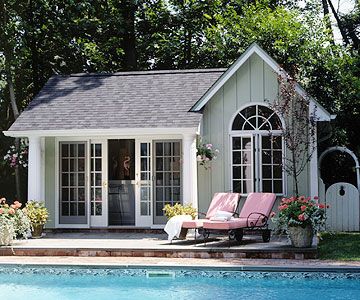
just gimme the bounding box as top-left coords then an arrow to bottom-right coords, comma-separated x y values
28,136 -> 42,201
182,134 -> 198,210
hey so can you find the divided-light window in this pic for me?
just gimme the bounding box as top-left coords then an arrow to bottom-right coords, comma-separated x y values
231,105 -> 284,195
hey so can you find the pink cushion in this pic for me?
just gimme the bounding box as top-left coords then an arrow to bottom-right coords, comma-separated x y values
182,220 -> 204,229
239,192 -> 276,219
205,193 -> 240,219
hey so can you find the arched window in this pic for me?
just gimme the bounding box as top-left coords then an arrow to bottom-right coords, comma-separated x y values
230,104 -> 284,195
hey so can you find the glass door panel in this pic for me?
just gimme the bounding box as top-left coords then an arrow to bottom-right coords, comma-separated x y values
59,142 -> 87,225
153,141 -> 182,224
135,141 -> 153,227
108,139 -> 135,226
90,141 -> 108,227
231,136 -> 254,194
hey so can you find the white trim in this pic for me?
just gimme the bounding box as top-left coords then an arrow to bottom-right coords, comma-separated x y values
190,43 -> 332,121
3,127 -> 199,138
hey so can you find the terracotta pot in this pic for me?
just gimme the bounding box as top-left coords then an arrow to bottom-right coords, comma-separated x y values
31,224 -> 44,239
288,225 -> 313,248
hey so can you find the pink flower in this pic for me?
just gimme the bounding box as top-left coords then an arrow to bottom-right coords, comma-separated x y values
301,205 -> 307,212
270,211 -> 276,218
279,204 -> 288,211
318,203 -> 326,209
298,213 -> 305,221
8,208 -> 15,215
14,201 -> 22,208
10,204 -> 16,209
299,196 -> 305,201
0,208 -> 3,214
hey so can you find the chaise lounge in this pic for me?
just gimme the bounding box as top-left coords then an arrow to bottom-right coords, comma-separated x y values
181,192 -> 240,237
202,192 -> 277,242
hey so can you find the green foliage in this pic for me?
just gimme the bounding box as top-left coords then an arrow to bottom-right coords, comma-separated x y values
0,0 -> 359,199
163,203 -> 197,220
318,232 -> 360,261
25,200 -> 49,225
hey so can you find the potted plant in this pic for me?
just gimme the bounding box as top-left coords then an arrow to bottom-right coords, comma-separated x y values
0,198 -> 30,246
272,196 -> 327,247
24,200 -> 49,238
163,203 -> 197,239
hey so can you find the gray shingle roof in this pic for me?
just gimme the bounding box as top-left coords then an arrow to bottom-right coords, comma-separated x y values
9,69 -> 225,131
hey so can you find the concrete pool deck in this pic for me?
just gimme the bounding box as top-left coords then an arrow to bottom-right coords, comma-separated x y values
0,231 -> 318,259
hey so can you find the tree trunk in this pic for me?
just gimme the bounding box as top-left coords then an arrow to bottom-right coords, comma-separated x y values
6,69 -> 22,201
326,0 -> 350,45
27,0 -> 41,94
121,0 -> 137,70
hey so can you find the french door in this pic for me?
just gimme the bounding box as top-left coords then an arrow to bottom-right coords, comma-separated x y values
153,141 -> 182,224
89,140 -> 108,227
59,142 -> 88,225
135,140 -> 152,227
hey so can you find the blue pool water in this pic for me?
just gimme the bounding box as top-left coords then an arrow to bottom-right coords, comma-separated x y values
0,266 -> 359,300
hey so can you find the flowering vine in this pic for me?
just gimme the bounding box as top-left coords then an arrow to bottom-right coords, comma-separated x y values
3,138 -> 28,169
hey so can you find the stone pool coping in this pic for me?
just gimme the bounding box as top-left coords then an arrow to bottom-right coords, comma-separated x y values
0,256 -> 359,273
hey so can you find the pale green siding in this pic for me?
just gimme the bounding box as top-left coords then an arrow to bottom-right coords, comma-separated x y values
197,52 -> 310,213
45,137 -> 56,228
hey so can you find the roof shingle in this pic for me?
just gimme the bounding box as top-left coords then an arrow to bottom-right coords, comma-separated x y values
9,69 -> 225,131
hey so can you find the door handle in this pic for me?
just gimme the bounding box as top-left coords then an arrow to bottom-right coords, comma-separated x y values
102,181 -> 108,188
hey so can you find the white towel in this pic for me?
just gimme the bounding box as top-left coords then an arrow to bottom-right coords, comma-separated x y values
164,215 -> 192,242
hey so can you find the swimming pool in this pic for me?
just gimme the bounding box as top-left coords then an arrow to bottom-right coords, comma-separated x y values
1,266 -> 359,300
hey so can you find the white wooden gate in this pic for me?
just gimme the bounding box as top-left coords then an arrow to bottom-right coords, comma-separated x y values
325,182 -> 360,231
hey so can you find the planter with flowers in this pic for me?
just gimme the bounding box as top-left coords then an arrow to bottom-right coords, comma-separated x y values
0,198 -> 31,246
24,200 -> 49,238
196,140 -> 219,170
271,196 -> 327,248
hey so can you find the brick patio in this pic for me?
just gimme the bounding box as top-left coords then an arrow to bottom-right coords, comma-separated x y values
0,231 -> 317,259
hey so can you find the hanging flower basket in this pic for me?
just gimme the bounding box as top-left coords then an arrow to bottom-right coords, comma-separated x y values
196,140 -> 219,170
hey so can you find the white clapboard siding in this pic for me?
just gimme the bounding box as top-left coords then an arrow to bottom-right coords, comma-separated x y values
325,182 -> 359,232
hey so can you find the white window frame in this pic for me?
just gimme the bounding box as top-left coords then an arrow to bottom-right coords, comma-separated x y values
229,103 -> 286,196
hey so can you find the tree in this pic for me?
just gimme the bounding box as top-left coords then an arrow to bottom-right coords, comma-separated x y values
270,74 -> 317,197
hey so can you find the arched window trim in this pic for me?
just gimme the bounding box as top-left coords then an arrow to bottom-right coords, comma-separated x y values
229,103 -> 286,196
229,102 -> 285,134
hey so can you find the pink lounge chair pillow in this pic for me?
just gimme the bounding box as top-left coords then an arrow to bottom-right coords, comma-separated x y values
205,193 -> 239,219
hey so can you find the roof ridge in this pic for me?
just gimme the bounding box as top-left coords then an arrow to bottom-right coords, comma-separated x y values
56,68 -> 226,77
